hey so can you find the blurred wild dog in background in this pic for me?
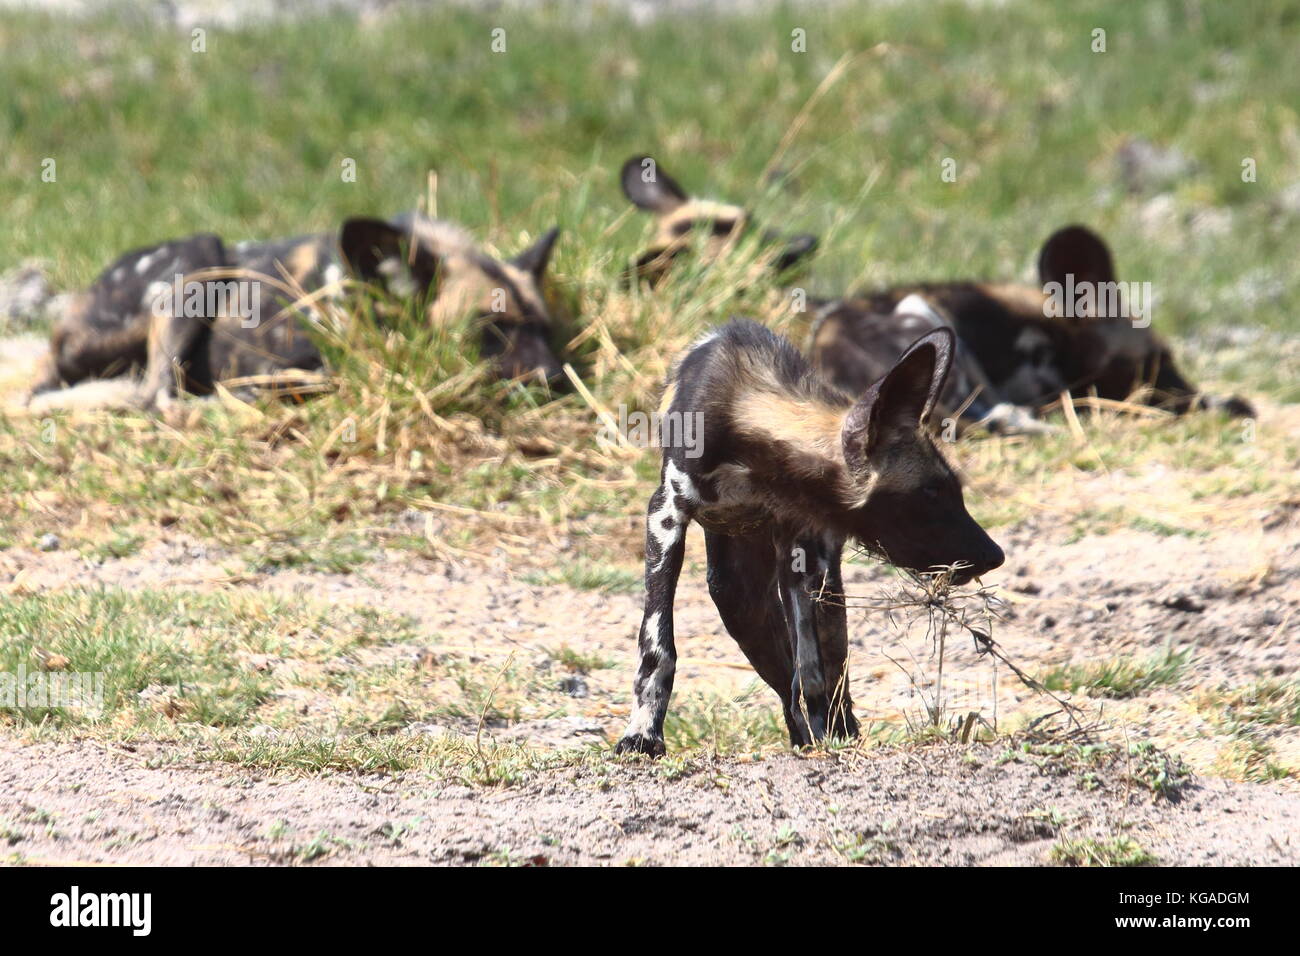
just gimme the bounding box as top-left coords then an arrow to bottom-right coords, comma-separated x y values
620,155 -> 1251,433
27,214 -> 563,410
810,225 -> 1254,434
620,154 -> 818,286
616,319 -> 1003,756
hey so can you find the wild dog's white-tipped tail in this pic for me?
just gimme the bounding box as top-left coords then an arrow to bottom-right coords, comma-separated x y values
893,293 -> 949,326
18,378 -> 143,416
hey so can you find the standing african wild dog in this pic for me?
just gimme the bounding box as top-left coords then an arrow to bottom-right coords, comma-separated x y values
28,213 -> 563,409
615,319 -> 1003,756
620,155 -> 818,286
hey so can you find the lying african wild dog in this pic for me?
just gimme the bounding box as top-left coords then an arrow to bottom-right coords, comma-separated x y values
622,155 -> 1251,433
615,319 -> 1003,756
27,214 -> 563,408
810,225 -> 1255,432
620,154 -> 818,286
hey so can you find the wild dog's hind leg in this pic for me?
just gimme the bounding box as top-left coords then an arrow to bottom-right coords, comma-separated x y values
616,462 -> 695,756
778,534 -> 833,744
810,532 -> 859,739
703,527 -> 802,744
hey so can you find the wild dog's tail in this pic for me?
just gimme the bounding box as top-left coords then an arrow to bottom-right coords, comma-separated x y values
16,377 -> 143,416
892,293 -> 949,327
1,335 -> 138,415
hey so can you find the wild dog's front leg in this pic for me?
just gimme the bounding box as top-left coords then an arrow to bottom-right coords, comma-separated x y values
616,466 -> 693,757
137,307 -> 209,410
778,535 -> 832,744
810,532 -> 859,739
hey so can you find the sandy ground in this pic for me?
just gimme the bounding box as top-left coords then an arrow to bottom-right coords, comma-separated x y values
0,507 -> 1297,865
2,736 -> 1296,865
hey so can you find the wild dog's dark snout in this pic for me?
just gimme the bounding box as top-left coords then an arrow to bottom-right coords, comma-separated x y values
482,323 -> 565,387
949,531 -> 1004,585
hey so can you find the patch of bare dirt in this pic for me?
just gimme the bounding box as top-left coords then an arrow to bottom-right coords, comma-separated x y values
0,737 -> 1295,866
2,517 -> 1297,756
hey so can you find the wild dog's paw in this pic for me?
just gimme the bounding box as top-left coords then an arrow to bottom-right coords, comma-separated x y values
1200,394 -> 1255,419
829,707 -> 860,741
980,402 -> 1056,436
615,733 -> 666,757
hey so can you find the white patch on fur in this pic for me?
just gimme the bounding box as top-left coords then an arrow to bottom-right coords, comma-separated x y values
144,280 -> 171,306
893,293 -> 948,327
134,251 -> 160,275
622,704 -> 657,741
22,378 -> 141,415
641,612 -> 662,657
376,256 -> 418,298
622,606 -> 667,742
318,263 -> 347,304
647,460 -> 693,570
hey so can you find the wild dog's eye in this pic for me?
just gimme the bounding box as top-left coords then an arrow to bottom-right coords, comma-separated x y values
922,485 -> 942,500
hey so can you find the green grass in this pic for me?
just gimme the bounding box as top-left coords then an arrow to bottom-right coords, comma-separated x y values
1199,679 -> 1300,731
1196,680 -> 1300,782
200,731 -> 595,785
1,1 -> 1298,560
0,588 -> 402,728
663,686 -> 788,755
1050,836 -> 1156,867
1043,646 -> 1193,699
4,0 -> 1299,345
80,531 -> 145,562
548,645 -> 616,674
524,560 -> 641,593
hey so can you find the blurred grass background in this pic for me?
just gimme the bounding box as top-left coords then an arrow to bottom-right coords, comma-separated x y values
2,0 -> 1298,337
0,0 -> 1297,559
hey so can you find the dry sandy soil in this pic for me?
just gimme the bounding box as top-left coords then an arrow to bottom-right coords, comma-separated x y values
0,501 -> 1297,865
2,735 -> 1296,866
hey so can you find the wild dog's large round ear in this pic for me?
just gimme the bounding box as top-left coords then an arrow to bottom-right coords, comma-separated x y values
620,155 -> 689,213
510,227 -> 560,278
1038,225 -> 1116,289
341,216 -> 440,295
841,327 -> 954,469
340,217 -> 403,282
885,327 -> 953,426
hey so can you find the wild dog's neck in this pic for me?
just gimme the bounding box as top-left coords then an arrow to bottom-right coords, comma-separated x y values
730,390 -> 862,528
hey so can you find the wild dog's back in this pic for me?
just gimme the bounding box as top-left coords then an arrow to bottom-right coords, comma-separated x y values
28,233 -> 227,397
661,319 -> 860,530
